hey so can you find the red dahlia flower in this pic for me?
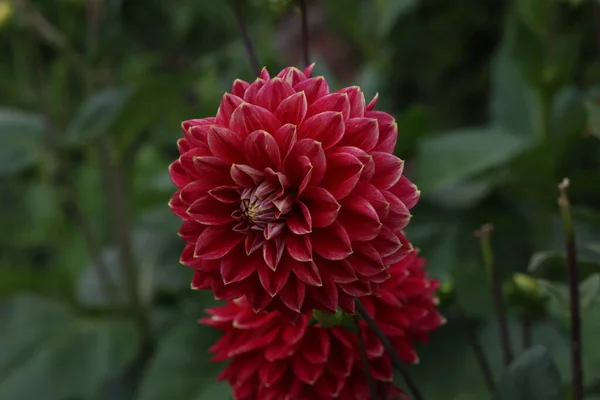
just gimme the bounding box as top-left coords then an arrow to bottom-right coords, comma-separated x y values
201,251 -> 445,400
170,65 -> 420,318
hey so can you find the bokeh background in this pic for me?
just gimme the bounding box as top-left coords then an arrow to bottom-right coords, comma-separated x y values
1,0 -> 600,399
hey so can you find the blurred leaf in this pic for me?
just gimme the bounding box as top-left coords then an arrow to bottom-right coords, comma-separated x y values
551,86 -> 586,137
0,108 -> 46,175
135,320 -> 226,400
394,103 -> 435,157
424,177 -> 493,209
495,346 -> 563,400
580,273 -> 600,309
67,87 -> 132,143
515,0 -> 550,38
585,100 -> 600,139
415,127 -> 530,192
528,250 -> 600,282
0,295 -> 140,400
490,18 -> 540,137
376,0 -> 418,37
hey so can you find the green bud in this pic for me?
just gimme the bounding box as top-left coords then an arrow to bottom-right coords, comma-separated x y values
504,273 -> 549,320
312,309 -> 345,327
437,280 -> 456,307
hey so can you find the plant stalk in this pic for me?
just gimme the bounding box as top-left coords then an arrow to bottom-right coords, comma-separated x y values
354,316 -> 379,400
475,224 -> 513,367
231,0 -> 261,76
356,299 -> 425,400
558,178 -> 583,400
297,0 -> 310,67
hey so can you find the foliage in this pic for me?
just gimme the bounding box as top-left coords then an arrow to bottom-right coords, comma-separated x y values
1,0 -> 600,399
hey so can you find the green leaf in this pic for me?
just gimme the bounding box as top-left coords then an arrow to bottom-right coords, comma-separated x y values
580,273 -> 600,309
495,346 -> 563,400
490,18 -> 540,137
515,0 -> 550,38
0,108 -> 46,175
528,250 -> 600,282
0,295 -> 140,400
376,0 -> 418,37
585,100 -> 600,139
66,87 -> 132,143
415,127 -> 530,192
135,320 -> 227,400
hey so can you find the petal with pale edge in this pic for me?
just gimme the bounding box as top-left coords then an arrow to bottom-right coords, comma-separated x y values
301,187 -> 340,228
312,221 -> 352,260
279,275 -> 306,312
221,247 -> 260,284
187,195 -> 235,225
256,78 -> 296,112
338,118 -> 378,151
371,152 -> 404,190
338,86 -> 366,118
216,93 -> 244,126
297,111 -> 344,150
245,130 -> 281,170
287,201 -> 312,234
389,175 -> 420,209
337,194 -> 382,241
231,79 -> 250,97
258,257 -> 291,296
275,92 -> 308,126
286,231 -> 313,262
294,76 -> 329,105
305,92 -> 351,120
207,125 -> 245,163
231,164 -> 263,188
320,152 -> 363,200
230,102 -> 281,137
194,225 -> 243,259
272,123 -> 297,159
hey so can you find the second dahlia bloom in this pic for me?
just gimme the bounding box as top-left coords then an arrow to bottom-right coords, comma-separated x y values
201,251 -> 445,400
170,65 -> 420,318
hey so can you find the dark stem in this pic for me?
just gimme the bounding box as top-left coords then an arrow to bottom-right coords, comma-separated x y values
231,0 -> 261,76
298,0 -> 310,67
354,316 -> 379,400
457,307 -> 495,393
521,314 -> 533,350
595,0 -> 600,55
558,178 -> 583,400
97,137 -> 152,343
355,299 -> 425,400
475,224 -> 513,367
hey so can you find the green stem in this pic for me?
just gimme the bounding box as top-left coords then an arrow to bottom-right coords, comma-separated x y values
475,224 -> 513,367
355,299 -> 425,400
558,178 -> 583,400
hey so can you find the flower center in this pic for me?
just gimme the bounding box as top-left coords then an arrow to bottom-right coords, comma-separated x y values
232,180 -> 291,236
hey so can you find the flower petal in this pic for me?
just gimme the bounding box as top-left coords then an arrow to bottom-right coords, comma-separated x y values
389,176 -> 421,209
338,86 -> 366,118
245,130 -> 281,170
256,78 -> 296,111
337,194 -> 382,241
312,221 -> 352,260
272,123 -> 297,159
192,156 -> 234,187
216,93 -> 244,126
274,92 -> 308,126
231,164 -> 263,188
348,242 -> 386,277
366,92 -> 379,111
301,187 -> 340,228
286,231 -> 313,262
371,152 -> 404,190
263,236 -> 285,271
305,92 -> 351,120
258,255 -> 291,296
169,160 -> 190,187
287,201 -> 312,234
231,79 -> 250,97
194,225 -> 243,259
208,186 -> 240,203
243,78 -> 265,104
293,76 -> 329,105
221,247 -> 260,284
297,111 -> 344,150
372,225 -> 402,258
276,66 -> 308,86
188,195 -> 236,225
320,152 -> 363,200
285,138 -> 326,187
338,117 -> 378,151
290,257 -> 322,286
279,276 -> 306,312
230,102 -> 281,137
207,125 -> 245,162
366,110 -> 397,153
382,191 -> 412,230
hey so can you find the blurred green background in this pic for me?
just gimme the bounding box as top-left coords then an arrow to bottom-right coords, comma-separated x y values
1,0 -> 600,399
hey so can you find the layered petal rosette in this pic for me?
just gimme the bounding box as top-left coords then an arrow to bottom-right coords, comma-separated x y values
170,65 -> 420,318
201,251 -> 445,400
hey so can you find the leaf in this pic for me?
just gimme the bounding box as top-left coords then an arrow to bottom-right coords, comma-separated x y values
528,250 -> 600,282
515,0 -> 550,38
490,18 -> 540,137
585,100 -> 600,139
580,273 -> 600,309
415,127 -> 530,192
0,295 -> 140,400
0,108 -> 46,175
66,87 -> 132,143
135,320 -> 227,400
495,346 -> 563,400
377,0 -> 418,37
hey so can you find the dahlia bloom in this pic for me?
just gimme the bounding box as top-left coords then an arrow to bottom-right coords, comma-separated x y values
201,251 -> 444,400
170,65 -> 420,318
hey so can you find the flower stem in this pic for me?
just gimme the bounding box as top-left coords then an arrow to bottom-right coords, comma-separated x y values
297,0 -> 310,67
457,307 -> 495,393
355,299 -> 425,400
558,178 -> 583,400
231,0 -> 261,76
354,316 -> 379,400
475,224 -> 513,367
